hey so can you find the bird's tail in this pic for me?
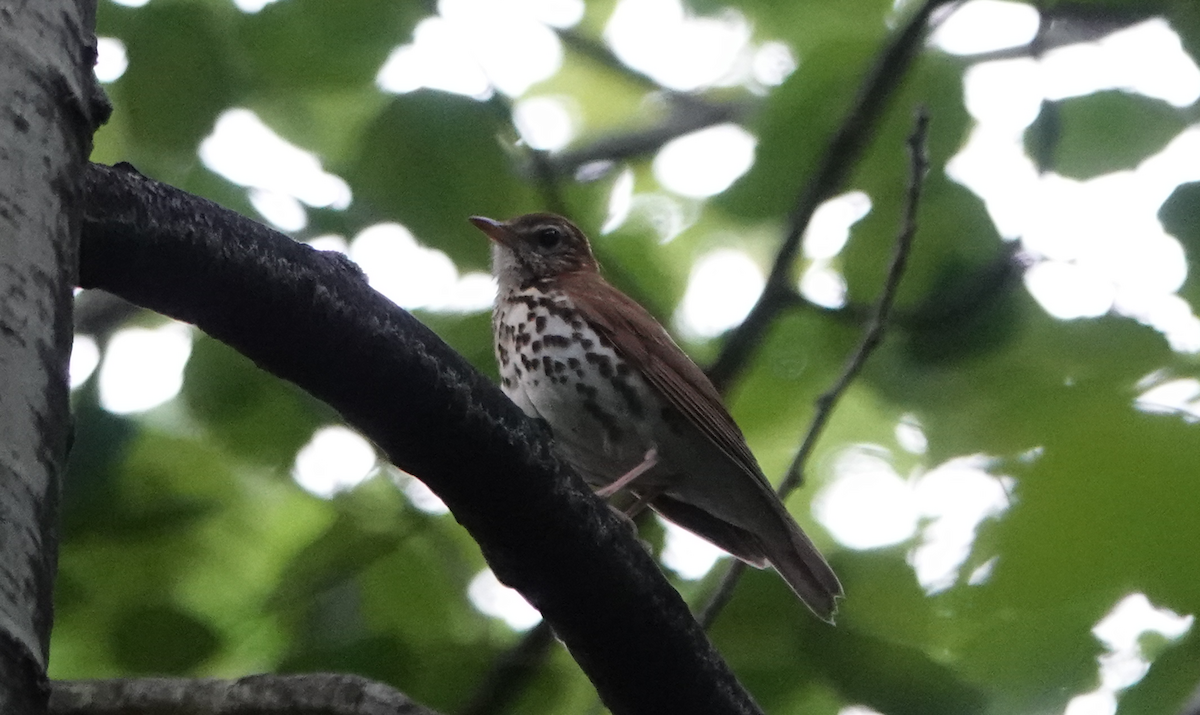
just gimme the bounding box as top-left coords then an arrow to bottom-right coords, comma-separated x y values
764,521 -> 843,623
650,495 -> 843,622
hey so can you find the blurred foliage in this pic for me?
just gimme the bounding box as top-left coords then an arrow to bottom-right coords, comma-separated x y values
1026,92 -> 1190,179
64,0 -> 1200,714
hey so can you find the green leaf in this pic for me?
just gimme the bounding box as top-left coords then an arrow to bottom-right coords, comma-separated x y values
893,241 -> 1025,365
1026,91 -> 1188,179
728,309 -> 860,481
238,0 -> 424,90
280,635 -> 499,712
419,310 -> 497,378
709,567 -> 821,705
529,53 -> 651,138
1118,628 -> 1200,715
951,600 -> 1101,713
268,512 -> 412,610
815,626 -> 989,715
111,604 -> 221,674
181,336 -> 333,468
839,51 -> 977,309
1169,1 -> 1200,68
106,3 -> 240,176
984,393 -> 1200,611
279,634 -> 415,686
348,91 -> 538,270
1160,181 -> 1200,307
63,384 -> 139,538
247,88 -> 390,170
717,36 -> 880,220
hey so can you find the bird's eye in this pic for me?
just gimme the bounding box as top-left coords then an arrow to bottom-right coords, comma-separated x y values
535,227 -> 564,249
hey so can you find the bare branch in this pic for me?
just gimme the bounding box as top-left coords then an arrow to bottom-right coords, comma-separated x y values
706,0 -> 959,392
492,27 -> 755,180
779,109 -> 929,496
540,98 -> 750,179
700,108 -> 931,628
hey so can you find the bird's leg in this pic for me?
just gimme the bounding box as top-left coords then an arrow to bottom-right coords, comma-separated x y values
595,448 -> 658,498
623,486 -> 664,518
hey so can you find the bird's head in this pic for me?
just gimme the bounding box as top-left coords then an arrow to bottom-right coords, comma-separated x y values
470,213 -> 598,288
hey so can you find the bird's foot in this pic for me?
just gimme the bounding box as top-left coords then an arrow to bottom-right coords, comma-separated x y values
595,448 -> 658,498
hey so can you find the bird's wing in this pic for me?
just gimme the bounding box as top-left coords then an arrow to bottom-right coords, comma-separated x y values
557,271 -> 770,491
559,271 -> 844,620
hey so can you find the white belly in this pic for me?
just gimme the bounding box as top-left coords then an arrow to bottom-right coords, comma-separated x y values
494,287 -> 660,486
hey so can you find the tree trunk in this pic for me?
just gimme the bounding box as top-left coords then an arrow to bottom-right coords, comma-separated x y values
0,0 -> 107,711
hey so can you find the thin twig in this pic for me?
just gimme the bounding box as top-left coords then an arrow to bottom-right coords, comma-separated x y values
778,108 -> 928,496
540,99 -> 750,179
700,108 -> 931,628
706,0 -> 960,392
496,26 -> 752,180
696,559 -> 747,627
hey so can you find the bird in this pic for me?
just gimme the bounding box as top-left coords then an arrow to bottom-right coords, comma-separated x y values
469,212 -> 843,621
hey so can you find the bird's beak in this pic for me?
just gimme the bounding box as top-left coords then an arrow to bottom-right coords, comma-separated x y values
469,216 -> 516,248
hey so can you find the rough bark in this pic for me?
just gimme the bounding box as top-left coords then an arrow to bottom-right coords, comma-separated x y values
50,674 -> 443,715
0,0 -> 108,712
79,162 -> 763,715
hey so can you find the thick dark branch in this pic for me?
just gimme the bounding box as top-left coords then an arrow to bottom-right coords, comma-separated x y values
452,98 -> 568,715
50,674 -> 441,715
78,163 -> 762,715
706,0 -> 958,392
49,671 -> 441,710
700,109 -> 931,628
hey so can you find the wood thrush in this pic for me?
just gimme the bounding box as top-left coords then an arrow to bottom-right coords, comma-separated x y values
470,213 -> 843,621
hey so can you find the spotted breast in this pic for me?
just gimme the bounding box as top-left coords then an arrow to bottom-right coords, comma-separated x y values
493,284 -> 663,488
